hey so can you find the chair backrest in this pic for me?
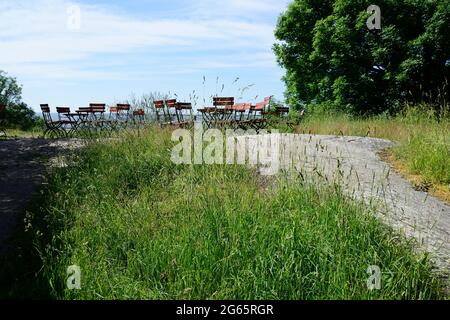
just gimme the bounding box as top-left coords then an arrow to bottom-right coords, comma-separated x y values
253,96 -> 273,112
56,107 -> 71,114
56,107 -> 71,121
40,104 -> 53,123
176,102 -> 192,110
132,109 -> 145,125
117,104 -> 131,111
110,104 -> 129,113
40,104 -> 50,112
234,103 -> 252,112
154,100 -> 165,109
253,101 -> 266,111
133,109 -> 145,116
165,99 -> 177,109
77,107 -> 92,113
89,104 -> 105,120
153,100 -> 167,123
89,103 -> 106,112
115,104 -> 130,122
213,97 -> 234,108
175,102 -> 193,123
276,107 -> 290,114
164,99 -> 177,123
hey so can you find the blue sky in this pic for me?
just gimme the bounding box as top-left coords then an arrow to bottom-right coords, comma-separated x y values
0,0 -> 290,112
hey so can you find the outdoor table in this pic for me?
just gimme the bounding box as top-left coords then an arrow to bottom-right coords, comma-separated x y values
67,112 -> 88,126
198,107 -> 233,128
75,108 -> 96,134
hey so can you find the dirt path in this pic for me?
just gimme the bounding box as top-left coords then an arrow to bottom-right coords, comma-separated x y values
0,139 -> 83,255
249,134 -> 449,277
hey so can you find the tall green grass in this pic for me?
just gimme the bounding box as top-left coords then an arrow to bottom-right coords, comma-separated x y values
393,106 -> 450,185
1,127 -> 444,299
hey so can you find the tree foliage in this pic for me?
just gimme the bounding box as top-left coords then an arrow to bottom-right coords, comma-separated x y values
0,70 -> 22,106
274,0 -> 450,115
0,70 -> 39,130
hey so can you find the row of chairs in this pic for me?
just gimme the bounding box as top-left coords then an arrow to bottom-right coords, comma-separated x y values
39,96 -> 299,138
40,101 -> 195,138
154,99 -> 194,128
40,103 -> 140,138
152,96 -> 275,130
198,96 -> 294,130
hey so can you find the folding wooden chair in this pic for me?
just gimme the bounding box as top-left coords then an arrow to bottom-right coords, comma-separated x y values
117,104 -> 131,128
175,102 -> 194,128
56,106 -> 78,137
41,104 -> 64,138
108,106 -> 120,131
89,103 -> 112,134
108,104 -> 130,131
248,96 -> 273,132
154,100 -> 170,127
273,106 -> 295,129
165,99 -> 178,125
261,105 -> 303,130
232,103 -> 252,129
133,109 -> 145,126
74,106 -> 94,136
211,97 -> 234,128
282,107 -> 305,130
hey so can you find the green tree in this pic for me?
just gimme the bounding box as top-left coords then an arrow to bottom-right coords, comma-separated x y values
0,70 -> 39,130
0,70 -> 23,106
274,0 -> 450,115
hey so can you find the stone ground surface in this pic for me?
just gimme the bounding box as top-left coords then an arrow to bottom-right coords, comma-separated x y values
0,138 -> 83,255
0,135 -> 449,286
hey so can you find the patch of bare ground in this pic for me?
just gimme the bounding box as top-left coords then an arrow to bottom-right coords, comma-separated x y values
0,138 -> 84,255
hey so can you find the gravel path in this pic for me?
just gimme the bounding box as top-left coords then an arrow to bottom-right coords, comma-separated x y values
0,138 -> 83,255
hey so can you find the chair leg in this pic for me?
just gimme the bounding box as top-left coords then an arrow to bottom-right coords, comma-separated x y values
45,128 -> 60,139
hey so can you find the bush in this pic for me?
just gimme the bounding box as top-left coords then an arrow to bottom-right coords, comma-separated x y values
0,70 -> 40,131
3,102 -> 41,131
274,0 -> 450,115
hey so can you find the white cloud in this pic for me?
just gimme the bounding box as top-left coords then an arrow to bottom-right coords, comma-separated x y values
191,0 -> 287,17
0,0 -> 281,80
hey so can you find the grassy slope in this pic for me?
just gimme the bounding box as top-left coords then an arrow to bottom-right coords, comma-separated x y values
296,109 -> 450,189
1,128 -> 43,139
1,127 -> 444,299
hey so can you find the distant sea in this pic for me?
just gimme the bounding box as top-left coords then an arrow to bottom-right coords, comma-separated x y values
40,112 -> 204,123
